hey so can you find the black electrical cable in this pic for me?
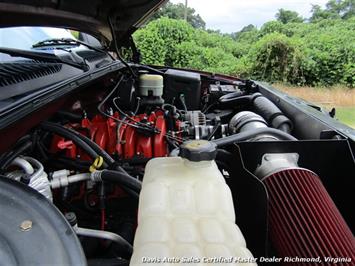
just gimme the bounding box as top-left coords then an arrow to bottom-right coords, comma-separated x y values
108,15 -> 136,78
166,136 -> 178,149
98,75 -> 123,116
133,97 -> 141,115
98,76 -> 159,135
212,127 -> 297,147
202,103 -> 217,114
131,64 -> 165,75
112,97 -> 144,126
179,94 -> 188,112
101,78 -> 184,142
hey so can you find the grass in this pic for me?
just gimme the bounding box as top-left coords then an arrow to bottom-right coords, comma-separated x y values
273,83 -> 355,128
334,107 -> 355,128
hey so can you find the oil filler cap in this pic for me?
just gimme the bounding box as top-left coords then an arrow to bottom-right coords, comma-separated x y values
179,140 -> 217,162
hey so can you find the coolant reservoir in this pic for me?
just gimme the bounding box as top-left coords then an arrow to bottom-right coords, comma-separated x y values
131,140 -> 256,266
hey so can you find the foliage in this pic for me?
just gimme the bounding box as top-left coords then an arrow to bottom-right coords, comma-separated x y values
135,17 -> 194,66
231,24 -> 257,40
133,27 -> 166,65
134,0 -> 355,87
276,8 -> 304,24
310,0 -> 355,21
150,2 -> 206,29
246,33 -> 305,84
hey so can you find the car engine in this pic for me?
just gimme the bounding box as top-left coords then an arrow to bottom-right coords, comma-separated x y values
0,68 -> 354,266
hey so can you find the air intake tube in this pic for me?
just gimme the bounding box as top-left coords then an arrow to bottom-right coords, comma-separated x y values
223,110 -> 354,263
252,93 -> 293,133
217,92 -> 293,133
255,153 -> 355,265
212,111 -> 296,147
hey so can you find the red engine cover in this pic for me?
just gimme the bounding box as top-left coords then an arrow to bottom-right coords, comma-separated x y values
264,169 -> 355,265
51,112 -> 168,160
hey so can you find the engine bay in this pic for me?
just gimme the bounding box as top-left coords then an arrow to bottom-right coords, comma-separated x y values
0,67 -> 354,265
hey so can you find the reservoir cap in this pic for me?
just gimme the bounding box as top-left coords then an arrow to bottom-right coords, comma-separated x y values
180,140 -> 217,162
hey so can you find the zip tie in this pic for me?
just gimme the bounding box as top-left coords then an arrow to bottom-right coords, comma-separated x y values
89,156 -> 104,173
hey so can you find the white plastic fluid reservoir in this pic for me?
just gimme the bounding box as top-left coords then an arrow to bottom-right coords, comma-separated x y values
131,140 -> 256,266
139,74 -> 164,97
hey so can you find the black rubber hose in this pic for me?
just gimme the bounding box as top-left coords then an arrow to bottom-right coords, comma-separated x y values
99,170 -> 142,193
56,110 -> 83,122
212,127 -> 297,147
40,122 -> 104,164
0,140 -> 33,170
252,93 -> 292,133
217,92 -> 293,133
13,134 -> 32,148
218,91 -> 250,105
0,134 -> 31,163
41,122 -> 115,166
50,157 -> 92,172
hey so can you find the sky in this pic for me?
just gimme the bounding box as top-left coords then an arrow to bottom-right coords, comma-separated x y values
170,0 -> 329,33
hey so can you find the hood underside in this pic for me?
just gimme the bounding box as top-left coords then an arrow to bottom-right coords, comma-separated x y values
0,0 -> 166,47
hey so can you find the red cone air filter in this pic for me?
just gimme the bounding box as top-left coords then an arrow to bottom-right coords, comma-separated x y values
264,168 -> 355,265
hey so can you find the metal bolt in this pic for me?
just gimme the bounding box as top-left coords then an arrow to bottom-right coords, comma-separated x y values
20,220 -> 33,231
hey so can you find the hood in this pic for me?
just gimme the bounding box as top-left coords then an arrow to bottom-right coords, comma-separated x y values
0,0 -> 167,48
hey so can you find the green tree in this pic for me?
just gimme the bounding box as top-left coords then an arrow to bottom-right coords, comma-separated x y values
231,24 -> 257,40
134,17 -> 194,66
310,4 -> 341,21
247,33 -> 304,83
310,0 -> 355,21
259,21 -> 286,37
151,2 -> 206,29
276,8 -> 304,24
341,0 -> 355,19
134,16 -> 355,87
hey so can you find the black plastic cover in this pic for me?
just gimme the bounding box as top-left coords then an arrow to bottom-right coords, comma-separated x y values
164,69 -> 201,110
179,140 -> 217,162
0,177 -> 86,266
